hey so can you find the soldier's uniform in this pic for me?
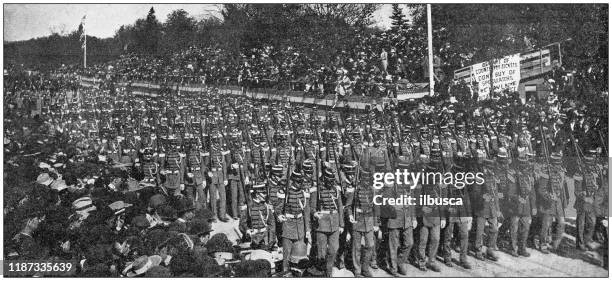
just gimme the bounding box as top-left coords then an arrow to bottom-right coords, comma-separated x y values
310,166 -> 344,277
574,152 -> 602,250
271,131 -> 293,176
508,155 -> 537,257
185,142 -> 206,210
229,134 -> 250,219
276,171 -> 310,274
385,159 -> 417,276
204,131 -> 230,221
346,169 -> 379,277
472,158 -> 501,261
537,152 -> 568,253
160,136 -> 185,197
140,147 -> 160,187
441,155 -> 472,269
240,181 -> 276,250
415,154 -> 446,272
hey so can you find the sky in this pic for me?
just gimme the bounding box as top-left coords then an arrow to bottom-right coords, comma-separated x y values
3,4 -> 412,42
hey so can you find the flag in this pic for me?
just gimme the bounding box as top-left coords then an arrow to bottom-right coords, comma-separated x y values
80,15 -> 87,49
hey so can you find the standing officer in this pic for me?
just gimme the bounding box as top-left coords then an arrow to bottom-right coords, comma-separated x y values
240,177 -> 276,250
310,165 -> 344,277
472,158 -> 501,261
185,137 -> 206,209
345,167 -> 379,277
574,150 -> 601,251
385,160 -> 417,276
508,154 -> 537,257
415,150 -> 446,272
160,135 -> 185,197
537,152 -> 568,254
441,154 -> 472,269
276,169 -> 311,276
204,127 -> 230,222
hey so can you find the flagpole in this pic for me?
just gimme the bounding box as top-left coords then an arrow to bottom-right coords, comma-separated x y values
84,34 -> 87,68
427,4 -> 434,96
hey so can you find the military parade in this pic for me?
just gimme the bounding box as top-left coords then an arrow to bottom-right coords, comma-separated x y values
3,3 -> 609,278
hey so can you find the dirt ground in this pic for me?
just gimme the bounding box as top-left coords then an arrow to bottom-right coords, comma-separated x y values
211,216 -> 608,277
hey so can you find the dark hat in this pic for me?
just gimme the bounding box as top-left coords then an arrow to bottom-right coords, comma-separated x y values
291,170 -> 303,183
323,168 -> 335,182
84,243 -> 113,265
234,260 -> 271,277
175,198 -> 195,214
131,215 -> 151,229
145,229 -> 176,253
81,263 -> 112,277
302,160 -> 314,174
144,265 -> 172,278
270,164 -> 283,176
149,194 -> 167,209
205,233 -> 234,254
188,219 -> 212,236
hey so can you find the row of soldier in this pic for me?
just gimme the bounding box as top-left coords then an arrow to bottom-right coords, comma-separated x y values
23,84 -> 607,277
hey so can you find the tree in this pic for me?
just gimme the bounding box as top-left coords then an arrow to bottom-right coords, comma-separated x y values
411,4 -> 608,94
390,4 -> 407,31
304,4 -> 381,26
162,9 -> 196,53
142,7 -> 162,55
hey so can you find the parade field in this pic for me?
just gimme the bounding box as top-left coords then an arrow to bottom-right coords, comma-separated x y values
3,2 -> 609,278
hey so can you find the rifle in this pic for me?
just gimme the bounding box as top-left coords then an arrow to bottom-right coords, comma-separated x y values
539,122 -> 565,217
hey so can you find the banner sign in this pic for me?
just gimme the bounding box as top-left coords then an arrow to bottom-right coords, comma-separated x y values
455,53 -> 521,99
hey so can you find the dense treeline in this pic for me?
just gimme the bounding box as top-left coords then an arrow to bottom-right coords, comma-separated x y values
4,4 -> 608,90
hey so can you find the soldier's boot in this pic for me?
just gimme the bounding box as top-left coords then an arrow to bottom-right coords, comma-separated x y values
398,263 -> 410,275
540,243 -> 550,254
459,257 -> 472,270
510,245 -> 519,257
475,247 -> 486,261
551,239 -> 562,252
388,268 -> 400,277
336,256 -> 345,270
486,248 -> 498,262
306,259 -> 325,276
510,249 -> 519,257
418,259 -> 427,271
518,247 -> 530,257
426,260 -> 441,272
443,255 -> 453,267
362,267 -> 374,277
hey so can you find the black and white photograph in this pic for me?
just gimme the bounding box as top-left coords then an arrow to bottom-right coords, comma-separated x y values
2,2 -> 609,278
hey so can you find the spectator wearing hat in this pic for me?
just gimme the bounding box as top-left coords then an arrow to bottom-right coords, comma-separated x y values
122,255 -> 163,277
169,198 -> 196,233
7,215 -> 47,260
205,233 -> 235,266
188,219 -> 213,254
